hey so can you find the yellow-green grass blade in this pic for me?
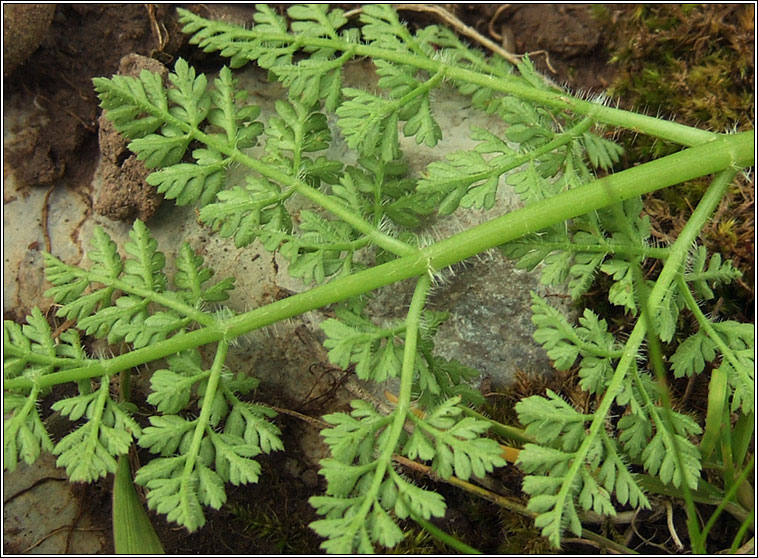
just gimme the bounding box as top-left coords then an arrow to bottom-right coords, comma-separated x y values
113,454 -> 165,554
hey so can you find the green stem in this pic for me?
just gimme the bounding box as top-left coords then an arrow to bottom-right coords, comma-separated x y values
6,135 -> 751,392
459,407 -> 535,445
85,377 -> 111,455
5,351 -> 91,369
677,274 -> 752,385
636,474 -> 751,524
409,510 -> 482,554
345,274 -> 431,541
179,10 -> 719,146
729,513 -> 754,554
180,340 -> 229,482
113,455 -> 166,554
436,60 -> 717,146
631,256 -> 702,551
543,167 -> 739,543
380,276 -> 431,474
697,456 -> 755,549
700,365 -> 729,462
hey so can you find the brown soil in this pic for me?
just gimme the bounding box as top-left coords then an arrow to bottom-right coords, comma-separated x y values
4,5 -> 153,192
449,3 -> 613,89
92,54 -> 168,221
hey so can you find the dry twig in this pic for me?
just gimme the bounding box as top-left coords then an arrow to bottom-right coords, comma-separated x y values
665,499 -> 685,551
392,4 -> 521,66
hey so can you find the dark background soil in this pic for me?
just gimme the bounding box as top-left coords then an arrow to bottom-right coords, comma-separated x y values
3,4 -> 753,555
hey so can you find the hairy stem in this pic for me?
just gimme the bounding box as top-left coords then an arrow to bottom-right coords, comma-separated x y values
544,167 -> 739,540
179,9 -> 719,146
342,274 -> 431,542
377,275 -> 431,486
181,340 -> 229,480
5,134 -> 751,392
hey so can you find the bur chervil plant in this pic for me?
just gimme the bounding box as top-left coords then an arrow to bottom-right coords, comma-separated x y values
3,4 -> 754,553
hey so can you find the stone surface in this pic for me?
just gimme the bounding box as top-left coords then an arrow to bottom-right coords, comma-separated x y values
3,454 -> 109,554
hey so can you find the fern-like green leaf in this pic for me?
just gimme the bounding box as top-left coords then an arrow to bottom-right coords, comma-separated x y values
174,242 -> 235,305
515,390 -> 588,451
410,396 -> 506,480
281,210 -> 361,284
3,391 -> 55,472
337,88 -> 400,161
135,456 -> 206,531
146,151 -> 227,207
580,130 -> 623,170
148,367 -> 208,415
670,329 -> 718,378
320,308 -> 406,381
321,400 -> 393,465
598,434 -> 650,509
530,293 -> 621,384
52,377 -> 141,482
265,99 -> 333,174
685,246 -> 741,300
136,343 -> 282,531
93,69 -> 168,138
711,321 -> 754,413
199,177 -> 292,249
45,226 -> 122,321
641,413 -> 702,489
390,468 -> 446,520
359,4 -> 418,53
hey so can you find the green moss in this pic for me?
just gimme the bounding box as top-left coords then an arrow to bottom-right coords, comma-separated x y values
602,4 -> 753,134
227,501 -> 320,554
497,511 -> 554,554
595,4 -> 754,317
387,524 -> 456,554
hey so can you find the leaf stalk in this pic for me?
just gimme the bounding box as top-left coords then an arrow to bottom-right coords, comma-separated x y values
5,134 -> 751,392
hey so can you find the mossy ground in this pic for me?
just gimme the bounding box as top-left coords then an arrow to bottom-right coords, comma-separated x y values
596,4 -> 754,321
